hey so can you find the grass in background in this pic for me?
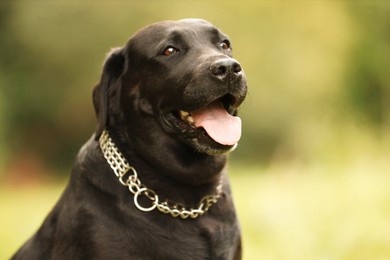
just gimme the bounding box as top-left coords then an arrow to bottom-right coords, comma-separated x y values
231,157 -> 390,260
2,158 -> 390,260
0,182 -> 65,259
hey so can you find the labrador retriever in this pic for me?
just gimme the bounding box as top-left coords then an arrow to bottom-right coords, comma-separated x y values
12,18 -> 247,260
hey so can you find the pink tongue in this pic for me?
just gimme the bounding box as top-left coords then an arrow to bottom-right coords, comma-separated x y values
191,102 -> 242,146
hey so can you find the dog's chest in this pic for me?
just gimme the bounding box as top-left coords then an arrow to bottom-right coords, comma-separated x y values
148,217 -> 238,259
104,215 -> 239,260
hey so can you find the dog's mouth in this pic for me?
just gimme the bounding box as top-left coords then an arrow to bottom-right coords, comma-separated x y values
164,94 -> 242,154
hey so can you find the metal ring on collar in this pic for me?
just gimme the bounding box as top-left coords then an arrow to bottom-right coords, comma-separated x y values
134,188 -> 158,212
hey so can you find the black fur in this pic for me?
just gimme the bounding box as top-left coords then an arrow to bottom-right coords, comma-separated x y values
13,19 -> 247,260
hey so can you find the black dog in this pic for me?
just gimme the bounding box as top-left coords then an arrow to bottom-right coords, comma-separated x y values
13,19 -> 247,260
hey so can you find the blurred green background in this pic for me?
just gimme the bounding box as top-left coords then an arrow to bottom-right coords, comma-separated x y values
1,1 -> 390,259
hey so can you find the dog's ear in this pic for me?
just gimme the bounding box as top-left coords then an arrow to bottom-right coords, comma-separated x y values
93,47 -> 125,139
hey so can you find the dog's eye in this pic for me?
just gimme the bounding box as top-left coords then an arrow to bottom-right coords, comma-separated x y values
162,46 -> 179,57
220,40 -> 230,50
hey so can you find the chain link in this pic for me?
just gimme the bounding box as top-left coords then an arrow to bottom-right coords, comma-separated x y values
99,130 -> 223,219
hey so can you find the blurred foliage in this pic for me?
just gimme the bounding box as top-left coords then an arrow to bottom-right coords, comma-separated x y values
0,1 -> 389,178
345,3 -> 390,128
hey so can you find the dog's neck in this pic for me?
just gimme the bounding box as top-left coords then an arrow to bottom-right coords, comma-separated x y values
99,130 -> 224,219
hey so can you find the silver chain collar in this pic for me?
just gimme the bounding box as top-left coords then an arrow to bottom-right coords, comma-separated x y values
98,130 -> 223,219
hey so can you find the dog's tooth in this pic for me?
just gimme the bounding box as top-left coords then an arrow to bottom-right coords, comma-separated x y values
179,110 -> 190,119
186,115 -> 195,124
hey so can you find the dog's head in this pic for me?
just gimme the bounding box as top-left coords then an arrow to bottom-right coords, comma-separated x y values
93,19 -> 247,183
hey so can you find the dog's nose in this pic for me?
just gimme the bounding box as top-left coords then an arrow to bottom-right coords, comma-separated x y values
210,58 -> 242,82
